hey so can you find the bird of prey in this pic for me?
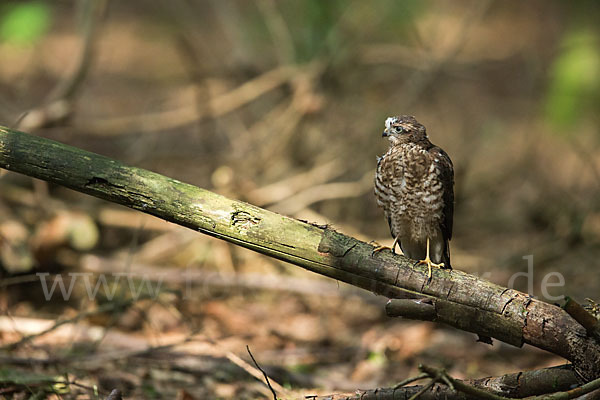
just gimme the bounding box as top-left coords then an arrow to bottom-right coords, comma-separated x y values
374,115 -> 454,281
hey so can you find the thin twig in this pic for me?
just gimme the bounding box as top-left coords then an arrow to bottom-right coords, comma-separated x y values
418,364 -> 508,400
407,377 -> 438,400
550,377 -> 600,400
218,344 -> 288,397
393,372 -> 429,389
247,345 -> 278,400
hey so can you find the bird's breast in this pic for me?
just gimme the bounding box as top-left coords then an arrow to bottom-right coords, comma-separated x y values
395,144 -> 445,222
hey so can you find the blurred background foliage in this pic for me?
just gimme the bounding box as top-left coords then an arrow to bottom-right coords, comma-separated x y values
0,1 -> 51,45
0,0 -> 599,398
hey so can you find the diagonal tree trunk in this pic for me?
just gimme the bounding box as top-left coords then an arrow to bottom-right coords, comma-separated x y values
1,125 -> 599,381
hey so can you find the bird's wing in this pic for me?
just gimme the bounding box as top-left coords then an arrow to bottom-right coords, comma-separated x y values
375,149 -> 398,238
431,146 -> 454,241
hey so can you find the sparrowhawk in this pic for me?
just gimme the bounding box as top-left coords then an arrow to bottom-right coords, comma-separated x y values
374,115 -> 454,280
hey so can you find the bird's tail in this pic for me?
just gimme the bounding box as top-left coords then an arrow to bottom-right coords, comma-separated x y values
442,240 -> 452,270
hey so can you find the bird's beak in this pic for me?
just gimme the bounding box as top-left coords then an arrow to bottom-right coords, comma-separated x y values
382,129 -> 390,137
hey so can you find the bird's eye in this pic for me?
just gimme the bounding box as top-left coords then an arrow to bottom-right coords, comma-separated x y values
395,126 -> 403,133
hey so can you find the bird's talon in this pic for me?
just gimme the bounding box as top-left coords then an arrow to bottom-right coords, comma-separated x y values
416,259 -> 436,284
413,238 -> 447,283
371,245 -> 391,256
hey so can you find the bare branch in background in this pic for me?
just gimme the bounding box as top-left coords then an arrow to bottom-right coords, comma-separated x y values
19,0 -> 107,130
396,0 -> 494,109
247,159 -> 343,206
269,169 -> 374,215
84,65 -> 297,135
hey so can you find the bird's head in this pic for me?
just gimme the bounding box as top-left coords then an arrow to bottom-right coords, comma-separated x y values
382,115 -> 427,145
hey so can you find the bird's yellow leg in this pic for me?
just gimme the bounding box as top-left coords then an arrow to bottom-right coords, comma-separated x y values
415,238 -> 444,281
372,236 -> 400,255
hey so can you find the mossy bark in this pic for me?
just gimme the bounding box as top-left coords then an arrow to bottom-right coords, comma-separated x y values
1,126 -> 599,380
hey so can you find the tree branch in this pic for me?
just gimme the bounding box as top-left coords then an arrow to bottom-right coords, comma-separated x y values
312,365 -> 588,399
1,126 -> 599,380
